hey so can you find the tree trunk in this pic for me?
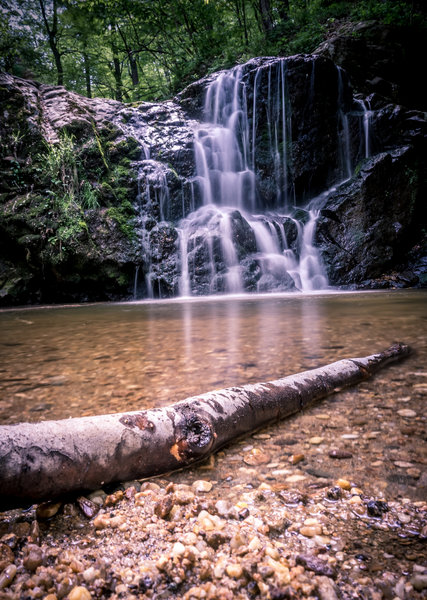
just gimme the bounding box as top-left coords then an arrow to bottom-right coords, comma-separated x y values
0,343 -> 410,509
83,52 -> 92,98
110,23 -> 124,102
38,0 -> 64,86
129,54 -> 139,87
258,0 -> 274,34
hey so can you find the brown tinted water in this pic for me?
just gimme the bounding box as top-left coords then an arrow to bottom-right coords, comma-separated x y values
0,291 -> 426,600
0,290 -> 426,425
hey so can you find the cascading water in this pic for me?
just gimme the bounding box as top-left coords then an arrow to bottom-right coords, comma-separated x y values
178,58 -> 358,296
122,55 -> 372,298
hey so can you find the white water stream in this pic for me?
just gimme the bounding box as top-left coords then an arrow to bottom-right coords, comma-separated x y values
124,57 -> 371,298
178,60 -> 344,295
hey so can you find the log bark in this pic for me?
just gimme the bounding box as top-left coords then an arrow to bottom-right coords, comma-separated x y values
0,343 -> 410,509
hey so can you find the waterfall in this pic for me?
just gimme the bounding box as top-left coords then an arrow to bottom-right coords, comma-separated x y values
122,56 -> 372,298
336,66 -> 353,181
354,97 -> 372,159
178,58 -> 329,295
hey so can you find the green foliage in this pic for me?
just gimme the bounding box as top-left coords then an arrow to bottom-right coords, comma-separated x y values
36,132 -> 100,210
106,202 -> 136,240
1,0 -> 426,101
351,0 -> 420,25
33,132 -> 102,261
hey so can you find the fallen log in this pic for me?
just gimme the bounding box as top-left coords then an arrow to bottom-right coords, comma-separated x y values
0,343 -> 410,509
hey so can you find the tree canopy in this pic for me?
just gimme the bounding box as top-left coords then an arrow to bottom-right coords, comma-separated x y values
1,0 -> 425,101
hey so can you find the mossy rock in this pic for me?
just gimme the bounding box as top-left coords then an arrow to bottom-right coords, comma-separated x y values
108,137 -> 141,162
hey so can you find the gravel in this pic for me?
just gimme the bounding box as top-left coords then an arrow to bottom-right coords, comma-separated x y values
1,360 -> 426,599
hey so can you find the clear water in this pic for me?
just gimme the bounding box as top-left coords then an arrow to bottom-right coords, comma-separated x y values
0,289 -> 425,425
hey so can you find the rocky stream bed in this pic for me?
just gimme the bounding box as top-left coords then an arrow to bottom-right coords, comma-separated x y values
0,350 -> 426,600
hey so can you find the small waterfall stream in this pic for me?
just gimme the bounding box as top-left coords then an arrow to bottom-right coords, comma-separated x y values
125,56 -> 372,298
178,59 -> 357,295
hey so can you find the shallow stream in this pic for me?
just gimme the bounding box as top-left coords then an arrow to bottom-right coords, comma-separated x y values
1,289 -> 426,500
1,290 -> 426,598
0,289 -> 426,423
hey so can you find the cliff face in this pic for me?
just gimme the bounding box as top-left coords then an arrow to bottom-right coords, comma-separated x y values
0,74 -> 195,304
0,22 -> 425,305
314,21 -> 427,288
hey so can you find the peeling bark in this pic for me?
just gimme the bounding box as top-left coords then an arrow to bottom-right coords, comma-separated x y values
0,343 -> 410,509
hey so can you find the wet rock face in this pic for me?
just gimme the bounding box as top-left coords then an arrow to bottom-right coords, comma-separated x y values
244,55 -> 354,205
316,145 -> 427,287
0,73 -> 196,304
315,22 -> 427,112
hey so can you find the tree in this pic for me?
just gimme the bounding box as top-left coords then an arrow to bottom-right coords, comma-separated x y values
38,0 -> 65,85
1,0 -> 425,101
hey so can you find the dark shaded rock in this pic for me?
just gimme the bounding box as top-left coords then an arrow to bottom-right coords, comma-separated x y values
315,22 -> 427,111
316,146 -> 426,287
328,449 -> 353,459
22,544 -> 44,572
76,496 -> 99,519
366,499 -> 389,518
154,495 -> 174,520
326,486 -> 343,501
296,554 -> 335,577
205,530 -> 231,549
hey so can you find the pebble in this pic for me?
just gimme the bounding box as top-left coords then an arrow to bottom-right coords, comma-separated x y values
397,409 -> 417,418
0,543 -> 14,570
243,448 -> 271,465
36,501 -> 62,520
105,490 -> 124,506
296,554 -> 335,577
172,542 -> 186,557
23,544 -> 44,571
76,496 -> 99,518
300,522 -> 323,537
317,575 -> 339,600
226,563 -> 243,578
197,510 -> 224,531
411,574 -> 427,591
290,453 -> 305,465
174,489 -> 196,504
93,513 -> 125,530
68,585 -> 92,600
407,467 -> 421,478
329,449 -> 353,459
286,474 -> 307,483
82,567 -> 98,583
341,434 -> 359,440
192,480 -> 213,493
336,479 -> 351,490
309,436 -> 324,445
366,500 -> 389,518
0,564 -> 17,589
397,513 -> 411,524
327,486 -> 342,500
214,500 -> 233,517
154,495 -> 174,519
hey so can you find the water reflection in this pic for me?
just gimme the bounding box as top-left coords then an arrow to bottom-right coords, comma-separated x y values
0,290 -> 426,424
300,296 -> 323,365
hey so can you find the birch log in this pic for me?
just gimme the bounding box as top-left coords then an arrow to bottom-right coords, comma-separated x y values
0,343 -> 410,508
